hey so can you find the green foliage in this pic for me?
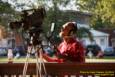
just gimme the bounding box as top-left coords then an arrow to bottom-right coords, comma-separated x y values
77,0 -> 98,11
95,0 -> 115,24
0,1 -> 17,27
43,0 -> 93,40
0,1 -> 14,13
0,0 -> 93,40
77,0 -> 115,29
43,0 -> 72,35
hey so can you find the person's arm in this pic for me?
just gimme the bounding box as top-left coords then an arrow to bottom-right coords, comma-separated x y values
42,53 -> 64,63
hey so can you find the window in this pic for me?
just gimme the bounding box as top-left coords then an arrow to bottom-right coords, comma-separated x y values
111,39 -> 115,47
100,38 -> 105,45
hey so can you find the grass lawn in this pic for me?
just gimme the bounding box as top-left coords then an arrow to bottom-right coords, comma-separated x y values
0,57 -> 38,63
0,56 -> 115,63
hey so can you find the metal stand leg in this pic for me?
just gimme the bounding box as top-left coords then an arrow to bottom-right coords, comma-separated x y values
23,53 -> 30,77
35,47 -> 47,77
22,46 -> 47,77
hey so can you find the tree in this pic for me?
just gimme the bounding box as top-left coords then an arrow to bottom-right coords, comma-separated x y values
0,0 -> 17,27
0,0 -> 93,42
41,0 -> 72,35
6,0 -> 71,32
77,0 -> 115,29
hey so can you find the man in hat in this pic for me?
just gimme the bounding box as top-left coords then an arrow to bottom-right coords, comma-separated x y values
43,22 -> 85,63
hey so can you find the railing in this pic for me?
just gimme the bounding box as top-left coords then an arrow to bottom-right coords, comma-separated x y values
0,63 -> 115,77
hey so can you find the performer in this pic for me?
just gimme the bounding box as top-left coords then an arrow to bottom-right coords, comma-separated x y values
43,22 -> 85,63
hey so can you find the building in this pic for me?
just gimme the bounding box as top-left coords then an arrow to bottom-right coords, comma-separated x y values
98,29 -> 115,49
82,29 -> 109,50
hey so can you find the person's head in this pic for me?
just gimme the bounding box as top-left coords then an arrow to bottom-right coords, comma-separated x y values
59,22 -> 77,39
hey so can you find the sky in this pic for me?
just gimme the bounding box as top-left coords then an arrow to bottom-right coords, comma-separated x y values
3,0 -> 78,11
59,0 -> 78,10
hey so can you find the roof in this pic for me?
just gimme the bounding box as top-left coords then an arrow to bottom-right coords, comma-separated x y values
63,10 -> 92,16
90,29 -> 109,37
98,29 -> 115,38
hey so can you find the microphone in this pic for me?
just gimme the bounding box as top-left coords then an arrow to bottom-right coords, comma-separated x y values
47,22 -> 55,39
46,22 -> 55,40
50,23 -> 55,33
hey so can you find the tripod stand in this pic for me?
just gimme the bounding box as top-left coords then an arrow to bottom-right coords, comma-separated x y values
22,36 -> 47,77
